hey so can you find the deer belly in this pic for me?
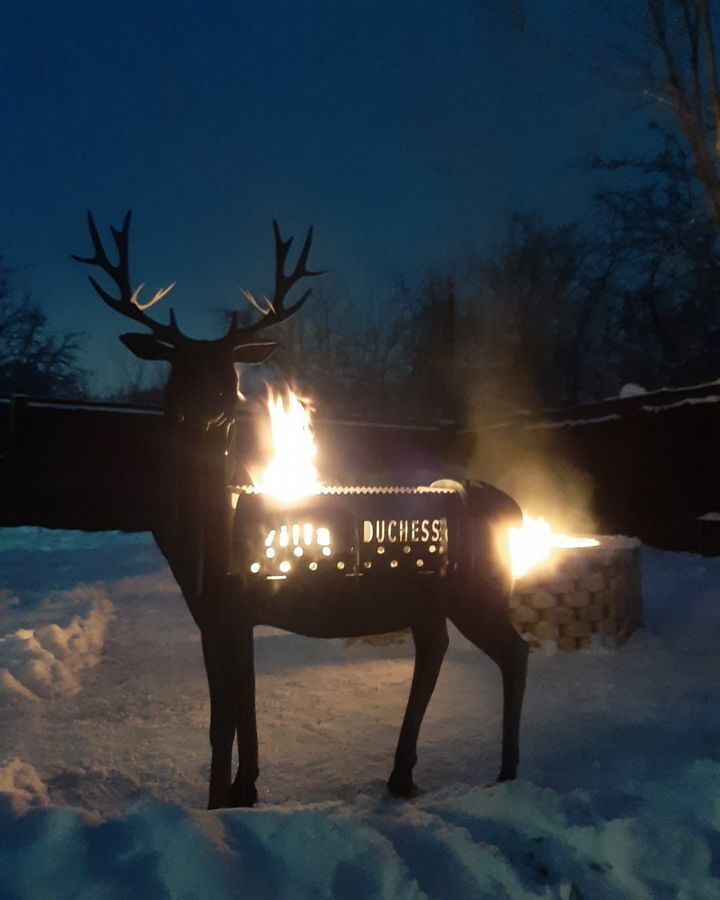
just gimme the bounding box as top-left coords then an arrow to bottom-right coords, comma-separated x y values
242,575 -> 445,639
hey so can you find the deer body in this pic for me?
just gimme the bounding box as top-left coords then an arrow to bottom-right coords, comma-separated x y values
74,213 -> 528,808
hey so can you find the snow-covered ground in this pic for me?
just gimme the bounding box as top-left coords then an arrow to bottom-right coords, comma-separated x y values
0,528 -> 718,899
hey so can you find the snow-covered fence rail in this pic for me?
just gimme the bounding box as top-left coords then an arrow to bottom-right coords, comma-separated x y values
459,381 -> 720,554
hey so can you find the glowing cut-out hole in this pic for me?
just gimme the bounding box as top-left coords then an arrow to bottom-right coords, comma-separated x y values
317,527 -> 331,546
428,545 -> 437,554
322,546 -> 332,557
304,523 -> 314,545
364,561 -> 372,569
292,524 -> 301,546
377,546 -> 385,555
293,546 -> 304,557
250,562 -> 261,574
309,561 -> 318,571
265,529 -> 276,548
266,548 -> 276,559
416,559 -> 424,568
279,526 -> 289,547
279,560 -> 291,574
403,545 -> 411,554
337,561 -> 345,570
390,560 -> 398,568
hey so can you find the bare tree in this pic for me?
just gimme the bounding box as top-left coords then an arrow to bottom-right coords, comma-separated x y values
0,260 -> 86,397
464,215 -> 598,411
594,127 -> 720,387
231,278 -> 453,421
642,0 -> 720,225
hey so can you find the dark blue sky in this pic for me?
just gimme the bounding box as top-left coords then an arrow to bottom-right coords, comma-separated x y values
2,1 -> 649,392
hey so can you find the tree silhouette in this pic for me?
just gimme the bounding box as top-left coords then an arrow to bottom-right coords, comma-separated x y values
0,261 -> 85,397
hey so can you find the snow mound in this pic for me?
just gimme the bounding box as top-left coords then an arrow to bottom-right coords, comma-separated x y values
0,585 -> 113,702
0,758 -> 48,813
0,527 -> 150,553
0,763 -> 717,899
698,511 -> 720,522
108,569 -> 179,602
619,383 -> 647,398
0,589 -> 20,610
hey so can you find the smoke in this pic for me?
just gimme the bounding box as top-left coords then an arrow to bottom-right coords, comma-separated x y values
463,391 -> 597,535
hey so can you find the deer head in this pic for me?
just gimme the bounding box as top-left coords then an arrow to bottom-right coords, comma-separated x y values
73,211 -> 324,429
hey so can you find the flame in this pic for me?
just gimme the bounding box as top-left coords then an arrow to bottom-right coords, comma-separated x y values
250,387 -> 322,502
509,514 -> 599,579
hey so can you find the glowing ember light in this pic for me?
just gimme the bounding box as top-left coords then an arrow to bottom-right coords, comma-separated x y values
250,387 -> 322,502
509,514 -> 599,579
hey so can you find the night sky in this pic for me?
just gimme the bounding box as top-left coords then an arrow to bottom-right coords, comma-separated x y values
2,1 -> 649,393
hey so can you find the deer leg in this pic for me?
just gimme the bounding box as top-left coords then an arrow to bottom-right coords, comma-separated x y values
388,616 -> 449,798
201,627 -> 237,809
231,624 -> 259,808
448,595 -> 528,782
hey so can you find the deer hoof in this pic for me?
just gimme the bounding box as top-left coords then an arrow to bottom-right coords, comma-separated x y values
388,771 -> 419,799
207,790 -> 232,810
231,782 -> 258,808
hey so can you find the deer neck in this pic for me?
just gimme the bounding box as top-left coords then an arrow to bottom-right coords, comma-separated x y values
155,419 -> 234,623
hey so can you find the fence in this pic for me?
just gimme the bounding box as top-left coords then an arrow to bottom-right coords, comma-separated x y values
2,383 -> 719,551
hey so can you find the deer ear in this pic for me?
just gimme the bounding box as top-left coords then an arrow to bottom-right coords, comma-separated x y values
232,341 -> 277,364
120,332 -> 175,361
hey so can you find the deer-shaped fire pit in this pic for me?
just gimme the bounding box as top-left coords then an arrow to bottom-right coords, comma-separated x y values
74,212 -> 528,808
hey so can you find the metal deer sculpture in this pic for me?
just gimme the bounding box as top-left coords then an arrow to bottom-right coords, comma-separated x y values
74,212 -> 528,808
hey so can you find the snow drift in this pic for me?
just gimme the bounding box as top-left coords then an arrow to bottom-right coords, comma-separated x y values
0,758 -> 49,814
0,760 -> 717,899
0,528 -> 718,898
0,584 -> 113,702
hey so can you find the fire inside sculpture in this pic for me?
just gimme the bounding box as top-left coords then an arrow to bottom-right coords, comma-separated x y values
231,387 -> 598,586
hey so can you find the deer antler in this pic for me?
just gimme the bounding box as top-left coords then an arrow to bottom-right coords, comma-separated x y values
223,220 -> 326,345
72,210 -> 183,345
75,212 -> 323,349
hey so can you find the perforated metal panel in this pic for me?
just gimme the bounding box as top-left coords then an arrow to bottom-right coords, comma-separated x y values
230,485 -> 462,583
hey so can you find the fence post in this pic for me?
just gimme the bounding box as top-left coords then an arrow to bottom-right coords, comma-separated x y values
7,394 -> 29,522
